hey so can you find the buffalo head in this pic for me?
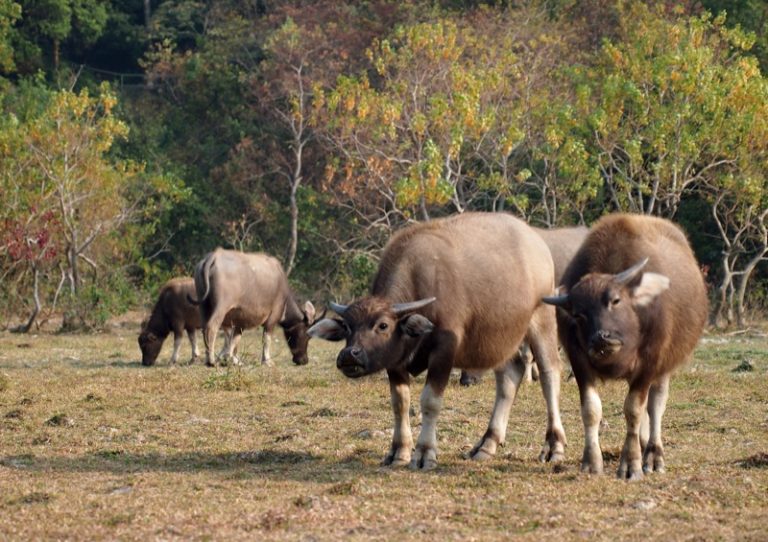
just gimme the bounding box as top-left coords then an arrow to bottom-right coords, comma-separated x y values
138,328 -> 163,366
283,300 -> 318,365
543,258 -> 670,367
308,296 -> 436,378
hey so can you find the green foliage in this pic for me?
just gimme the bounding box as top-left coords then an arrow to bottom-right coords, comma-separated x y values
576,4 -> 768,217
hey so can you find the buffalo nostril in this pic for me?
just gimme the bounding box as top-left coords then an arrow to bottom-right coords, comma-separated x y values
350,347 -> 362,359
598,330 -> 611,340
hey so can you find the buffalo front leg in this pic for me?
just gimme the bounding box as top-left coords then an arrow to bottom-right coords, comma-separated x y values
383,369 -> 413,468
187,329 -> 200,363
411,332 -> 456,471
220,329 -> 243,365
617,383 -> 650,480
643,373 -> 670,474
470,358 -> 525,461
577,375 -> 604,474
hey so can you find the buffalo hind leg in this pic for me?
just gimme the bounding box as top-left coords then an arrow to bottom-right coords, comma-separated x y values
643,373 -> 670,474
203,313 -> 225,367
170,329 -> 183,365
528,305 -> 566,463
470,357 -> 526,461
411,330 -> 457,471
383,369 -> 413,467
617,383 -> 650,480
261,328 -> 274,366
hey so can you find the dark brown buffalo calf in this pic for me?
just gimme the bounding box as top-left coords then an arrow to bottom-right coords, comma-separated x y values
138,277 -> 202,366
544,214 -> 707,479
310,212 -> 566,471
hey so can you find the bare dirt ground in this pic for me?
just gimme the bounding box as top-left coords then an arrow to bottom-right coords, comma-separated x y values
0,320 -> 766,541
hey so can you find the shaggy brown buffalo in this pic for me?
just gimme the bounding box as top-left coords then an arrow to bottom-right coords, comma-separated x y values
189,248 -> 317,367
460,225 -> 589,386
309,212 -> 566,470
543,214 -> 707,479
139,277 -> 204,366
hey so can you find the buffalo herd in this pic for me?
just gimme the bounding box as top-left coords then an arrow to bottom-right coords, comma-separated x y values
138,212 -> 708,479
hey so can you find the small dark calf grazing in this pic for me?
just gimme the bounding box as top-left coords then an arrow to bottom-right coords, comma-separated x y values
543,214 -> 707,479
139,277 -> 203,366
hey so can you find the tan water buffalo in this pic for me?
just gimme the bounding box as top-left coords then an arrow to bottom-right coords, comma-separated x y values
188,248 -> 317,367
460,225 -> 589,386
138,277 -> 203,366
543,214 -> 707,479
309,212 -> 566,470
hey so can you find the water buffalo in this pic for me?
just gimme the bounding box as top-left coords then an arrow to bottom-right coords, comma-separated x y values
543,214 -> 707,479
188,248 -> 317,367
309,212 -> 566,470
460,225 -> 589,386
138,277 -> 204,366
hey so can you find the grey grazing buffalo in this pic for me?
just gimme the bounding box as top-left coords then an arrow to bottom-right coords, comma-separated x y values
460,225 -> 589,386
309,212 -> 566,470
188,248 -> 317,367
139,277 -> 203,366
543,214 -> 707,479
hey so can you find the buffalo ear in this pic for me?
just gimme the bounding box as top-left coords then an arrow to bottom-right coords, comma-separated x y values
307,318 -> 348,341
630,272 -> 670,307
399,314 -> 434,337
303,301 -> 317,324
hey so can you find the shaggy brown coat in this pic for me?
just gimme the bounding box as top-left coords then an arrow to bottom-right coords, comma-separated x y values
545,213 -> 707,479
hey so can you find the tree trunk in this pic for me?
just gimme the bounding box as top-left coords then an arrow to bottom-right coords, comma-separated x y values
14,266 -> 41,333
734,248 -> 768,328
285,181 -> 299,276
144,0 -> 151,27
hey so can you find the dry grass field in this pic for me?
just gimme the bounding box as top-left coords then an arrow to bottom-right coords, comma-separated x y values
1,320 -> 766,541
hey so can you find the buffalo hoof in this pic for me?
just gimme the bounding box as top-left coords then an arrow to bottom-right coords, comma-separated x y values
617,457 -> 644,480
410,446 -> 437,471
469,436 -> 499,461
580,447 -> 603,474
539,434 -> 565,463
382,445 -> 412,468
459,371 -> 482,386
642,445 -> 665,474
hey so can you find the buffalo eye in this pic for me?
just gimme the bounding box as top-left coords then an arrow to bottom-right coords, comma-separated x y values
610,296 -> 621,307
377,322 -> 389,332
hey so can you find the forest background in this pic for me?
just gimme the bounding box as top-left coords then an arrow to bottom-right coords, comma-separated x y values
0,0 -> 766,333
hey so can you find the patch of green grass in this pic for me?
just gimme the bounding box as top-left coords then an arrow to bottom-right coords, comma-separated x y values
200,368 -> 255,391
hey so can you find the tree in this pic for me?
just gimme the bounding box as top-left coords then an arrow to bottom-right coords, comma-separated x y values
576,5 -> 763,218
0,83 -> 181,330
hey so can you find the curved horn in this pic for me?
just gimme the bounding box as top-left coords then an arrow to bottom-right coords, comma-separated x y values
542,294 -> 569,307
614,257 -> 650,285
392,297 -> 437,315
330,301 -> 349,315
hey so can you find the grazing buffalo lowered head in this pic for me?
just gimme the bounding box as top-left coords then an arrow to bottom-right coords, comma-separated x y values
310,212 -> 567,471
543,213 -> 707,480
188,248 -> 317,367
138,277 -> 202,366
